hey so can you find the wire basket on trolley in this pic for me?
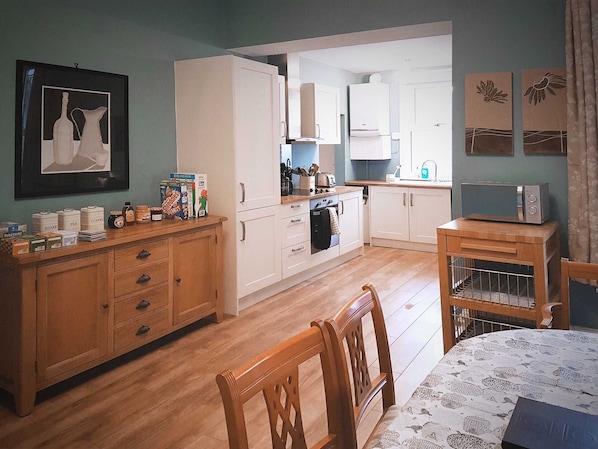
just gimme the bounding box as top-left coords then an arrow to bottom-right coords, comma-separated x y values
452,306 -> 535,343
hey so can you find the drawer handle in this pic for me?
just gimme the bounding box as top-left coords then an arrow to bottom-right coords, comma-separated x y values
136,325 -> 150,336
136,274 -> 151,284
291,204 -> 303,208
460,243 -> 518,255
102,303 -> 109,309
175,277 -> 182,284
291,218 -> 304,223
137,249 -> 151,259
136,300 -> 150,310
291,246 -> 305,252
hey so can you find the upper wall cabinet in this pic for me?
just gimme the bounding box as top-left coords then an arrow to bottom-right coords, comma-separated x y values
300,83 -> 341,145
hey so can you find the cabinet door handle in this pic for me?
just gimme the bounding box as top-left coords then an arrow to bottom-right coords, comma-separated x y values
240,221 -> 246,241
136,274 -> 151,284
410,193 -> 414,207
316,123 -> 321,139
102,303 -> 109,309
136,249 -> 151,259
136,300 -> 150,309
403,193 -> 406,207
136,325 -> 150,336
175,277 -> 182,284
240,182 -> 245,203
281,120 -> 286,138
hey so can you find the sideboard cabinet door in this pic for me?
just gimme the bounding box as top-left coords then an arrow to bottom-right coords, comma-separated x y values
173,228 -> 222,325
36,253 -> 110,383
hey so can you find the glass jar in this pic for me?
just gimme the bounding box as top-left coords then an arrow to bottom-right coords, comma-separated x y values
108,211 -> 125,229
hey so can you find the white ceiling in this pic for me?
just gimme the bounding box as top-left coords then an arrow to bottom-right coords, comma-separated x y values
229,22 -> 452,74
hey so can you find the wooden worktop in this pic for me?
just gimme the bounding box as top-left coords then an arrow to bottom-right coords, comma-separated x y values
280,186 -> 363,205
0,215 -> 227,266
345,180 -> 452,189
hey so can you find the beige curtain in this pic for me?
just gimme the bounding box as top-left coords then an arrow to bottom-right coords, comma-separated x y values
566,0 -> 598,262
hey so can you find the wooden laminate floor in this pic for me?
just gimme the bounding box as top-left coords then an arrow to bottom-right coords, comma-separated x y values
0,245 -> 443,448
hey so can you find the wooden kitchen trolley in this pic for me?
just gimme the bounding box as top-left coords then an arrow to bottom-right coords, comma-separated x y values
437,218 -> 561,352
0,216 -> 226,416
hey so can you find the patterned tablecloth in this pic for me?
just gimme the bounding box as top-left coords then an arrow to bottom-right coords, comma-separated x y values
367,329 -> 598,449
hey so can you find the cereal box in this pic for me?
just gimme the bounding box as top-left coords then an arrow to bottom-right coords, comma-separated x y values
160,180 -> 188,220
170,173 -> 208,217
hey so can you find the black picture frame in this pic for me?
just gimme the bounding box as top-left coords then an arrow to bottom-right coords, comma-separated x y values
15,60 -> 129,198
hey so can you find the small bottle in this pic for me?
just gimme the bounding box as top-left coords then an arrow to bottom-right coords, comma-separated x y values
122,201 -> 135,226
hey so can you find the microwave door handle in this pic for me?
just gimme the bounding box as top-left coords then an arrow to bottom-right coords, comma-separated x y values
517,185 -> 524,221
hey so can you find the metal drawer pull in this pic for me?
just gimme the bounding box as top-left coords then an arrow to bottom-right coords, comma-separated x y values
291,204 -> 303,208
136,249 -> 151,259
291,218 -> 304,223
291,246 -> 305,252
136,325 -> 150,336
136,300 -> 150,310
136,274 -> 151,284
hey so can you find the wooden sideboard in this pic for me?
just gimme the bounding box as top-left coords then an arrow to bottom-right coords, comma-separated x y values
437,218 -> 561,352
0,216 -> 226,416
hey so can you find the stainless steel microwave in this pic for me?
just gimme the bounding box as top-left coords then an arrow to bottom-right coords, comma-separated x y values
461,182 -> 550,224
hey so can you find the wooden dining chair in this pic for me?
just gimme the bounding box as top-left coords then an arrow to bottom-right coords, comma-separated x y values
543,256 -> 593,330
322,284 -> 396,449
215,321 -> 346,449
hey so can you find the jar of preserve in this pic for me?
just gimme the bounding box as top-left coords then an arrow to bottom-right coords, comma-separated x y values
150,207 -> 163,221
108,211 -> 125,229
135,205 -> 151,224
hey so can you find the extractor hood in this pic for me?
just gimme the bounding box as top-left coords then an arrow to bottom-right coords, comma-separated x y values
268,53 -> 318,143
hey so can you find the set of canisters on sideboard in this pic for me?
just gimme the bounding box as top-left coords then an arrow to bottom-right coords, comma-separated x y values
32,206 -> 105,234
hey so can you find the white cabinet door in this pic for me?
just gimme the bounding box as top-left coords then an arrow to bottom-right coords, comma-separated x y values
237,206 -> 281,298
369,186 -> 409,241
409,188 -> 452,244
338,191 -> 363,254
370,186 -> 451,246
301,83 -> 341,144
235,58 -> 281,211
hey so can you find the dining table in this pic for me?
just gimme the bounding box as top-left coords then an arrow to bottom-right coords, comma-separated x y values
366,329 -> 598,449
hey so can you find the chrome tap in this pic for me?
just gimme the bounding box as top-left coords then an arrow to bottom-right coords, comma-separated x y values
422,159 -> 438,181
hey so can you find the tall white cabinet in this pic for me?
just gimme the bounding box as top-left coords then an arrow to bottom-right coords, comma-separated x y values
175,55 -> 281,316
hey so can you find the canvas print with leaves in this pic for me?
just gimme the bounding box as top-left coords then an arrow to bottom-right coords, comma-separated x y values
465,72 -> 513,155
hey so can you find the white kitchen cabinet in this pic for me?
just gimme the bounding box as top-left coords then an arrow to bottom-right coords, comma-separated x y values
301,83 -> 341,144
174,55 -> 281,315
370,185 -> 451,250
338,190 -> 363,254
237,206 -> 281,298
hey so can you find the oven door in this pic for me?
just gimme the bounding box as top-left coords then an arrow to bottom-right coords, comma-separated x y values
310,206 -> 339,254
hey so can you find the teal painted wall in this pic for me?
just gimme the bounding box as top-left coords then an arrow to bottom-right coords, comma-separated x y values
225,0 -> 568,249
0,0 -> 226,224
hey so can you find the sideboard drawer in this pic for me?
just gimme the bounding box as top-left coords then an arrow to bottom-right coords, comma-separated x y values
114,309 -> 170,352
114,261 -> 169,298
114,239 -> 169,271
114,285 -> 169,324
